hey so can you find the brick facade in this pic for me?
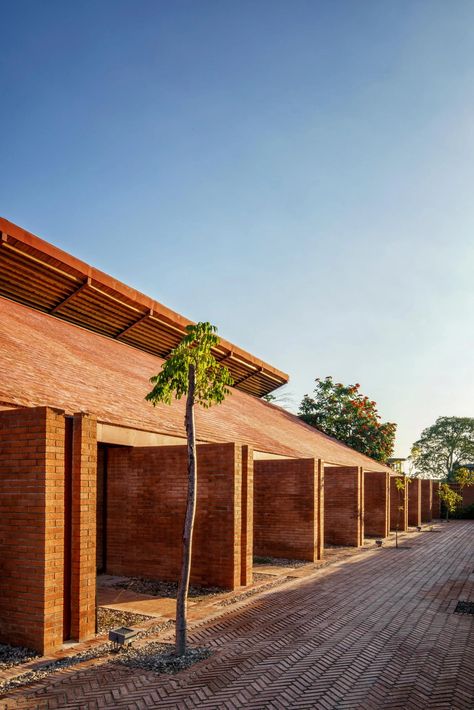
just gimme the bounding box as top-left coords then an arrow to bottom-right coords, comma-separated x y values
106,442 -> 248,590
240,446 -> 254,586
364,471 -> 390,538
0,406 -> 97,654
324,466 -> 363,547
389,476 -> 408,532
0,407 -> 65,654
420,479 -> 433,522
432,481 -> 441,518
253,458 -> 323,562
70,413 -> 97,641
408,478 -> 422,527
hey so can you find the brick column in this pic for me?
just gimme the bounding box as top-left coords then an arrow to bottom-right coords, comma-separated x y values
240,445 -> 253,586
420,479 -> 433,522
0,407 -> 65,654
70,413 -> 97,641
408,478 -> 422,527
324,466 -> 364,547
316,459 -> 324,560
364,471 -> 390,538
390,476 -> 408,532
254,458 -> 321,561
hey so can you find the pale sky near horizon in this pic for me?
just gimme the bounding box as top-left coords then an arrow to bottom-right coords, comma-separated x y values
1,0 -> 473,457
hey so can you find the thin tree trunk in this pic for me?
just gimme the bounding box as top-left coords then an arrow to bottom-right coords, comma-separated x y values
176,364 -> 197,656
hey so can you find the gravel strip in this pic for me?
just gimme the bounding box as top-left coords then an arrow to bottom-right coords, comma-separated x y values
252,573 -> 274,583
0,619 -> 178,696
0,643 -> 114,696
97,607 -> 155,634
0,645 -> 39,671
112,577 -> 223,601
139,620 -> 175,638
253,556 -> 309,568
113,642 -> 212,674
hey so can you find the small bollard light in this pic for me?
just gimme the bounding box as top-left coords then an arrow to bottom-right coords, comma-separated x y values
109,626 -> 139,650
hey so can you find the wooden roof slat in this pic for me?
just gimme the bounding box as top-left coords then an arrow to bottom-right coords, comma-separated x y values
0,218 -> 289,396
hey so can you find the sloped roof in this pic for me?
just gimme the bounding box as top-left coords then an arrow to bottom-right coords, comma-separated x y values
0,296 -> 391,472
0,217 -> 287,397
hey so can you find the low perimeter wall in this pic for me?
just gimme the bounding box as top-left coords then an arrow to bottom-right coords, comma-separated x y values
253,458 -> 323,562
106,442 -> 251,590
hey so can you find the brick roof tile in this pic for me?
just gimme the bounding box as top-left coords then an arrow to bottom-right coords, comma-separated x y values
0,297 -> 391,472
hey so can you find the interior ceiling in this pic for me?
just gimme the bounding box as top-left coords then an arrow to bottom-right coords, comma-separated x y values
0,221 -> 288,398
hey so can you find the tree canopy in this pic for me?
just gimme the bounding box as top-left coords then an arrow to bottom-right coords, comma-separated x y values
410,417 -> 474,480
146,322 -> 233,656
146,322 -> 233,409
298,376 -> 396,462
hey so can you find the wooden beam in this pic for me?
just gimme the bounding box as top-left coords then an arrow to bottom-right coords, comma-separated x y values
115,309 -> 152,339
234,367 -> 263,386
50,277 -> 91,313
217,351 -> 234,365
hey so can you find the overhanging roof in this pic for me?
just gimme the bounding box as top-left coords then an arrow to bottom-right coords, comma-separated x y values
0,296 -> 393,473
0,217 -> 288,397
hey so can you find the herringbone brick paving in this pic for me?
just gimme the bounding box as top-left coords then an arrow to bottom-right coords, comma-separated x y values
2,522 -> 473,709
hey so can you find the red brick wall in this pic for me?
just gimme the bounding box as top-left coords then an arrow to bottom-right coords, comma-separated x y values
408,478 -> 422,527
0,407 -> 65,654
324,466 -> 363,547
390,476 -> 408,531
364,471 -> 389,538
316,459 -> 324,559
240,446 -> 253,586
461,485 -> 474,507
432,482 -> 441,518
420,479 -> 433,522
70,413 -> 97,641
253,458 -> 322,562
106,442 -> 246,590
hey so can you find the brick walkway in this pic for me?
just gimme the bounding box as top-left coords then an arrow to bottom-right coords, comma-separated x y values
3,522 -> 473,709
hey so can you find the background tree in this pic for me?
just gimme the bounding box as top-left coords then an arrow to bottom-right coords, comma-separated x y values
298,376 -> 396,462
146,322 -> 233,656
453,466 -> 474,489
438,483 -> 462,521
410,417 -> 474,480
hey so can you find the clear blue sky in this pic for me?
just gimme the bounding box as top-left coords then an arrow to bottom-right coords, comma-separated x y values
1,0 -> 473,457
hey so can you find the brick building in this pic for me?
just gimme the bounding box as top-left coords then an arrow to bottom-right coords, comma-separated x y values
0,218 -> 411,654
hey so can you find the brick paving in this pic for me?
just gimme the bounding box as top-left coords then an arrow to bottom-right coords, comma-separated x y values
2,521 -> 473,709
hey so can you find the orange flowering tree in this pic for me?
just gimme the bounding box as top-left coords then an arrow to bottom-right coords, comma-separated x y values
298,376 -> 396,462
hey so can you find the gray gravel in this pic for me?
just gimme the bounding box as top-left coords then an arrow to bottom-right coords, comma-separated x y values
112,576 -> 223,600
113,642 -> 212,674
97,607 -> 155,634
253,556 -> 309,568
0,643 -> 113,696
0,644 -> 38,670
